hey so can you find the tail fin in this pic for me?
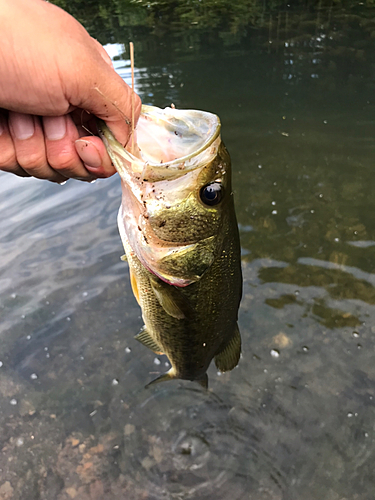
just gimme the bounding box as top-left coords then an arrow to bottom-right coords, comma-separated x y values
145,369 -> 177,388
145,369 -> 208,389
196,373 -> 208,390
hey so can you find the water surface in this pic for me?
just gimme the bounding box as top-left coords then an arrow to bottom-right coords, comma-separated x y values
1,7 -> 375,500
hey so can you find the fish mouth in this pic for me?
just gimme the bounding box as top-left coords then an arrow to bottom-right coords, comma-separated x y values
136,105 -> 221,180
98,105 -> 221,185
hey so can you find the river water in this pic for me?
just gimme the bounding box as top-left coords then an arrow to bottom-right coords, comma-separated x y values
1,6 -> 375,500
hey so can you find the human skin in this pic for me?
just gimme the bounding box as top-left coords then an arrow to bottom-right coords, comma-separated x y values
0,0 -> 141,183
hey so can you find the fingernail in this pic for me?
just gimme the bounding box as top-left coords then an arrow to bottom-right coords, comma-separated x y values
9,112 -> 34,140
75,140 -> 102,168
44,116 -> 67,140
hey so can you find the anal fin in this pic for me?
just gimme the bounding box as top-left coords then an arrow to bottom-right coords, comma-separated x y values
214,323 -> 241,372
135,326 -> 164,355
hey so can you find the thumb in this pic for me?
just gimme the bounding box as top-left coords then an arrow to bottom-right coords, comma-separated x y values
92,38 -> 114,69
70,50 -> 142,145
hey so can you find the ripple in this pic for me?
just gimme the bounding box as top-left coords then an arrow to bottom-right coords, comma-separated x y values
118,388 -> 287,499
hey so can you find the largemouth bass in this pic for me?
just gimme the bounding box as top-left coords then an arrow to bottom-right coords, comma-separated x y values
98,105 -> 242,387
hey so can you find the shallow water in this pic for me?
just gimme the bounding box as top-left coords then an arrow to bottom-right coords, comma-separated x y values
1,7 -> 375,500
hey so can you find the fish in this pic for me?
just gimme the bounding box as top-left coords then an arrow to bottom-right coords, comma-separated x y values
98,105 -> 242,387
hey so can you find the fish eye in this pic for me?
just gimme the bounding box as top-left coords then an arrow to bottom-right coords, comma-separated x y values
200,182 -> 223,206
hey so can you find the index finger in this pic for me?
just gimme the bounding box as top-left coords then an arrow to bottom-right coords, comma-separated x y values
69,60 -> 142,146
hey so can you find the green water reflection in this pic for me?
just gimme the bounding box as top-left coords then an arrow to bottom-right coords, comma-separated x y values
0,4 -> 375,500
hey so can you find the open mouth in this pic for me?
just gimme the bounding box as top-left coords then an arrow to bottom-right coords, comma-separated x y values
98,105 -> 221,183
134,105 -> 221,165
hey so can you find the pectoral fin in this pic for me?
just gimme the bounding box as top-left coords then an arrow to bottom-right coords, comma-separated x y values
135,327 -> 164,355
129,268 -> 140,305
214,323 -> 241,372
150,276 -> 192,320
120,254 -> 127,262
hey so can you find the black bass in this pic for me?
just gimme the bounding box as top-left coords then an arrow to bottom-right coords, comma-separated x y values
98,105 -> 242,387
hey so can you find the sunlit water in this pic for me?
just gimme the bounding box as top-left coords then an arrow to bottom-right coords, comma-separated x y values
1,8 -> 375,500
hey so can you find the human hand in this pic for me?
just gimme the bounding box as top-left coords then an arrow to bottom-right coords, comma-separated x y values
0,0 -> 141,183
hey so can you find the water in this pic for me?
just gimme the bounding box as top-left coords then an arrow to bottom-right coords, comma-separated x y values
1,7 -> 375,499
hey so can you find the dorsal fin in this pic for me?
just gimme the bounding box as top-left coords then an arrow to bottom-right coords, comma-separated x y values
150,276 -> 192,320
214,323 -> 241,372
135,326 -> 164,355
